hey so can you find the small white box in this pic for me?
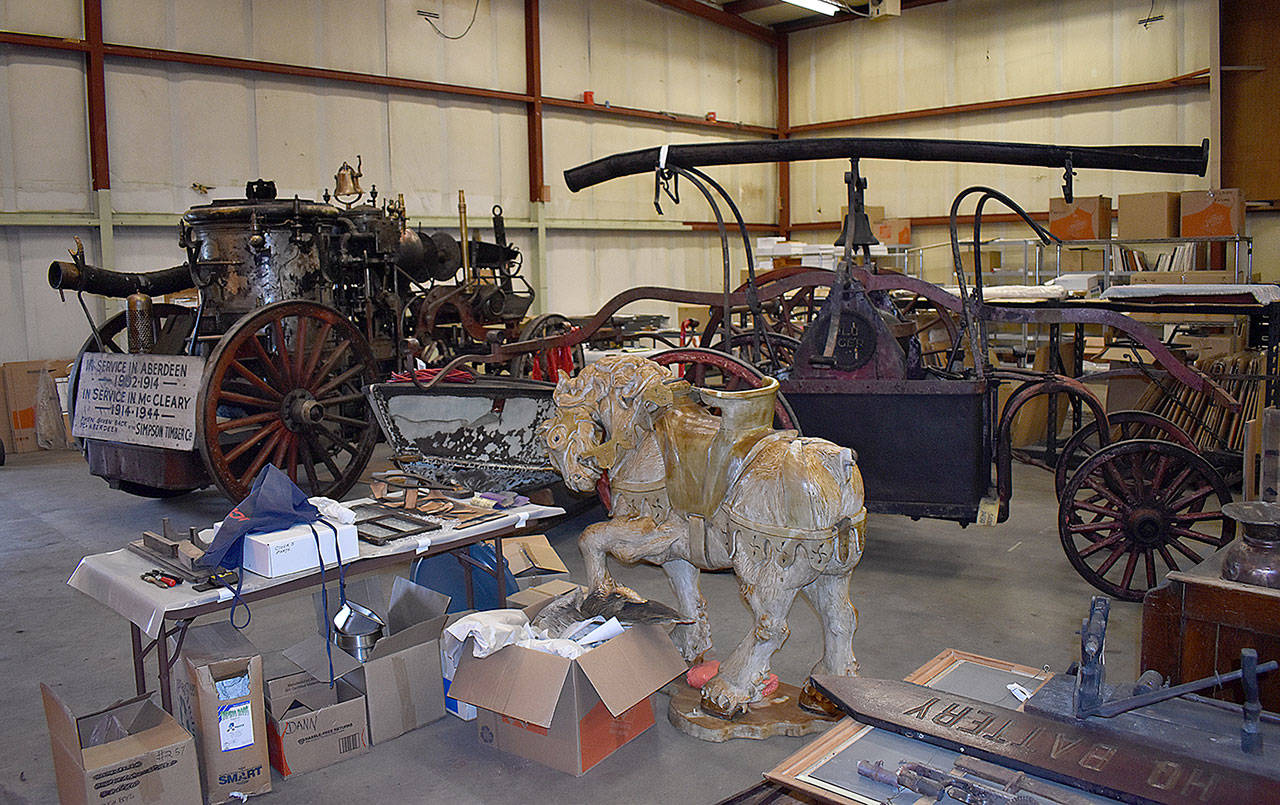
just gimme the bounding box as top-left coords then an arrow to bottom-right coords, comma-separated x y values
241,518 -> 359,578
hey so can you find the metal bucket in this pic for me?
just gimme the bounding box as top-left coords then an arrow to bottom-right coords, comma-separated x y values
332,600 -> 385,661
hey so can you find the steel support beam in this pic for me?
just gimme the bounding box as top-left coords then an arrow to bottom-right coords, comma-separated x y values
791,70 -> 1210,134
776,35 -> 790,239
525,0 -> 546,203
83,0 -> 110,190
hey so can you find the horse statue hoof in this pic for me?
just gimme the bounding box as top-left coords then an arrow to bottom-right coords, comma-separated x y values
798,680 -> 844,717
699,692 -> 747,721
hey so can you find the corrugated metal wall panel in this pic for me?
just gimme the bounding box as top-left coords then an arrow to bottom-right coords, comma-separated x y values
385,0 -> 526,93
541,0 -> 775,126
1,229 -> 98,362
788,0 -> 1214,225
388,93 -> 529,219
0,0 -> 83,38
2,53 -> 92,212
544,230 -> 728,322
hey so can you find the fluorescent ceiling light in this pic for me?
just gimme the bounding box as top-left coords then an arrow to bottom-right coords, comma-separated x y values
779,0 -> 842,14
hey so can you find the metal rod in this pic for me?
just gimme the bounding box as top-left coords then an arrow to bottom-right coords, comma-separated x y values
1091,660 -> 1278,717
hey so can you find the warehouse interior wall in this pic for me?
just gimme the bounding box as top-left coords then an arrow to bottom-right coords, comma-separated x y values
786,0 -> 1221,283
0,0 -> 776,363
0,0 -> 1270,364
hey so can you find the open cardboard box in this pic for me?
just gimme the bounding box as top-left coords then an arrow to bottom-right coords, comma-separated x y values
263,650 -> 369,777
447,585 -> 687,775
170,622 -> 270,804
502,534 -> 570,590
42,686 -> 201,805
441,579 -> 583,722
292,575 -> 451,744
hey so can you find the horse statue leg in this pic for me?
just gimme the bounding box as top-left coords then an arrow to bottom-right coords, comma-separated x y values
661,558 -> 713,663
700,549 -> 814,719
579,514 -> 688,605
797,569 -> 859,714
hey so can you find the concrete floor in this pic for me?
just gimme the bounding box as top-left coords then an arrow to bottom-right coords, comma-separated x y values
0,447 -> 1141,804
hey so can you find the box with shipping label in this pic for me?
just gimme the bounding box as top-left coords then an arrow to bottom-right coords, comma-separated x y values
240,518 -> 358,578
42,685 -> 201,805
293,575 -> 451,744
3,358 -> 73,453
449,595 -> 686,776
873,217 -> 911,246
1049,196 -> 1112,240
1118,192 -> 1181,240
171,622 -> 270,804
1180,189 -> 1244,237
263,652 -> 369,777
502,534 -> 570,590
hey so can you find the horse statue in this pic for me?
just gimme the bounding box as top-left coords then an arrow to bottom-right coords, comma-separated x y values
543,354 -> 866,719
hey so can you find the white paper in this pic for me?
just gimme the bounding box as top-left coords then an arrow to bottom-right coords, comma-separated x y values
217,701 -> 254,751
563,616 -> 625,646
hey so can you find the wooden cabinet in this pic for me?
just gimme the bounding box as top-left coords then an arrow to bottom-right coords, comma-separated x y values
1142,543 -> 1280,711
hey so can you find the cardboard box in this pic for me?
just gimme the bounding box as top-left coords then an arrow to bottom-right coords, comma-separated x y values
42,686 -> 201,805
440,579 -> 582,721
873,217 -> 911,246
3,358 -> 73,453
263,652 -> 369,777
449,594 -> 686,775
1049,196 -> 1112,240
1094,345 -> 1162,413
675,305 -> 710,329
240,519 -> 359,578
1061,247 -> 1106,272
1180,189 -> 1244,237
171,622 -> 271,804
502,534 -> 570,590
1118,192 -> 1181,240
296,575 -> 451,744
957,250 -> 1001,273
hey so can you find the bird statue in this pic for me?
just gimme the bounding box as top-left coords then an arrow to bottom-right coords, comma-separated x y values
531,582 -> 692,640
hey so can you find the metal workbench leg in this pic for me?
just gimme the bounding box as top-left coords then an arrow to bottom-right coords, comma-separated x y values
462,555 -> 475,610
494,536 -> 508,609
157,623 -> 172,712
130,623 -> 147,697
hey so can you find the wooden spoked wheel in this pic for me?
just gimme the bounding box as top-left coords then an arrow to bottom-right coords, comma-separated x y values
893,293 -> 964,369
651,347 -> 799,432
1053,410 -> 1195,497
1058,438 -> 1233,602
197,301 -> 379,501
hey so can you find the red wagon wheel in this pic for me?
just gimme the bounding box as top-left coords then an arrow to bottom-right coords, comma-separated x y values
651,347 -> 799,432
1058,438 -> 1234,602
197,301 -> 379,501
1053,410 -> 1196,497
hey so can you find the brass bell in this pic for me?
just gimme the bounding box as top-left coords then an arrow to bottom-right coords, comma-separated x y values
333,156 -> 364,206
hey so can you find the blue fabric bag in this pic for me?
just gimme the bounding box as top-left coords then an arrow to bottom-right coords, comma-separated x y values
198,465 -> 345,640
197,464 -> 321,571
